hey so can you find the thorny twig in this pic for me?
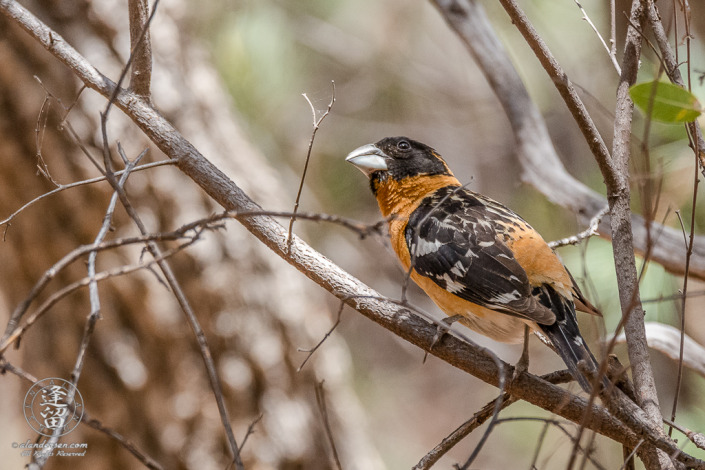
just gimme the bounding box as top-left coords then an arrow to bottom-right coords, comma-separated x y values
287,80 -> 336,252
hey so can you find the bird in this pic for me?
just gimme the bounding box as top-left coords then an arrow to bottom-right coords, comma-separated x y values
345,136 -> 603,393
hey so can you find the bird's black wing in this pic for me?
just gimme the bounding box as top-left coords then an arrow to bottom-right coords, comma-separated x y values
405,186 -> 555,325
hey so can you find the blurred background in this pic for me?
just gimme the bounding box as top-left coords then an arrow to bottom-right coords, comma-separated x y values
1,0 -> 704,468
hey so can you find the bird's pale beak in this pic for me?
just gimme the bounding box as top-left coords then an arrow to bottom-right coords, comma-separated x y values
345,144 -> 388,177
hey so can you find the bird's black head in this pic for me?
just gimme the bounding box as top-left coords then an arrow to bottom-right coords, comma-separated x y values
345,136 -> 452,184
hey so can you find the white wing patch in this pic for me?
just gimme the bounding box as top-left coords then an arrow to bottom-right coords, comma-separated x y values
490,290 -> 522,304
439,273 -> 466,294
450,260 -> 469,277
413,238 -> 445,257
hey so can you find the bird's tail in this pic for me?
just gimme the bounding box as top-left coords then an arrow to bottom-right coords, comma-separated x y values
533,286 -> 605,394
539,320 -> 601,394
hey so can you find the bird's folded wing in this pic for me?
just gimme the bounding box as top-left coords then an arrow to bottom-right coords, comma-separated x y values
405,186 -> 556,325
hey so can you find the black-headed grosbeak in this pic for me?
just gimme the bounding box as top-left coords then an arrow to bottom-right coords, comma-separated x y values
346,136 -> 602,392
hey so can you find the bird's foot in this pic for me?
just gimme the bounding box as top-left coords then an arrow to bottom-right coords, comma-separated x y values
423,314 -> 465,363
512,325 -> 531,384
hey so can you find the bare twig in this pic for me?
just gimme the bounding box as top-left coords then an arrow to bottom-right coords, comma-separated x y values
608,3 -> 672,468
287,80 -> 336,252
646,1 -> 705,177
315,381 -> 343,470
572,0 -> 621,74
101,131 -> 244,470
82,410 -> 165,470
227,414 -> 263,470
1,213 -> 216,343
0,238 -> 199,354
548,205 -> 609,249
0,160 -> 173,237
33,86 -> 60,186
662,418 -> 705,451
466,416 -> 606,470
413,370 -> 574,470
620,440 -> 643,470
71,147 -> 148,389
297,301 -> 344,371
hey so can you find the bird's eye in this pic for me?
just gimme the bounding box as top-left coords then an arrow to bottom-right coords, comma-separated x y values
397,140 -> 411,151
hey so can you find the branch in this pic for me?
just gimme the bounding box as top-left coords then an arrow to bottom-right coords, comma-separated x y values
2,1 -> 702,466
127,0 -> 152,99
613,322 -> 705,379
608,1 -> 671,468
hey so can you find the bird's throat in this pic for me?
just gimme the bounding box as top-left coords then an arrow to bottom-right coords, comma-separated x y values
372,174 -> 461,219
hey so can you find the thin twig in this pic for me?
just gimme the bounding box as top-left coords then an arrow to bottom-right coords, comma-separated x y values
548,205 -> 609,249
226,414 -> 263,469
81,412 -> 165,470
33,86 -> 60,186
0,239 -> 199,354
297,301 -> 344,371
663,418 -> 705,451
572,0 -> 621,74
315,381 -> 343,470
1,212 -> 214,343
646,0 -> 705,177
104,136 -> 244,470
619,440 -> 642,470
529,421 -> 551,469
287,80 -> 336,252
413,370 -> 574,470
71,147 -> 148,390
0,160 -> 173,232
670,179 -> 698,433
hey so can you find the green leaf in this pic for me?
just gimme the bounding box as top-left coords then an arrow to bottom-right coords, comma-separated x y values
629,80 -> 702,123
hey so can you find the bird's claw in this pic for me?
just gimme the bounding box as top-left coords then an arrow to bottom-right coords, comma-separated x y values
512,325 -> 531,384
423,314 -> 465,363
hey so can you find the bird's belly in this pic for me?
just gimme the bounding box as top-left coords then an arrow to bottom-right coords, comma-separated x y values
410,271 -> 536,343
455,309 -> 535,344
